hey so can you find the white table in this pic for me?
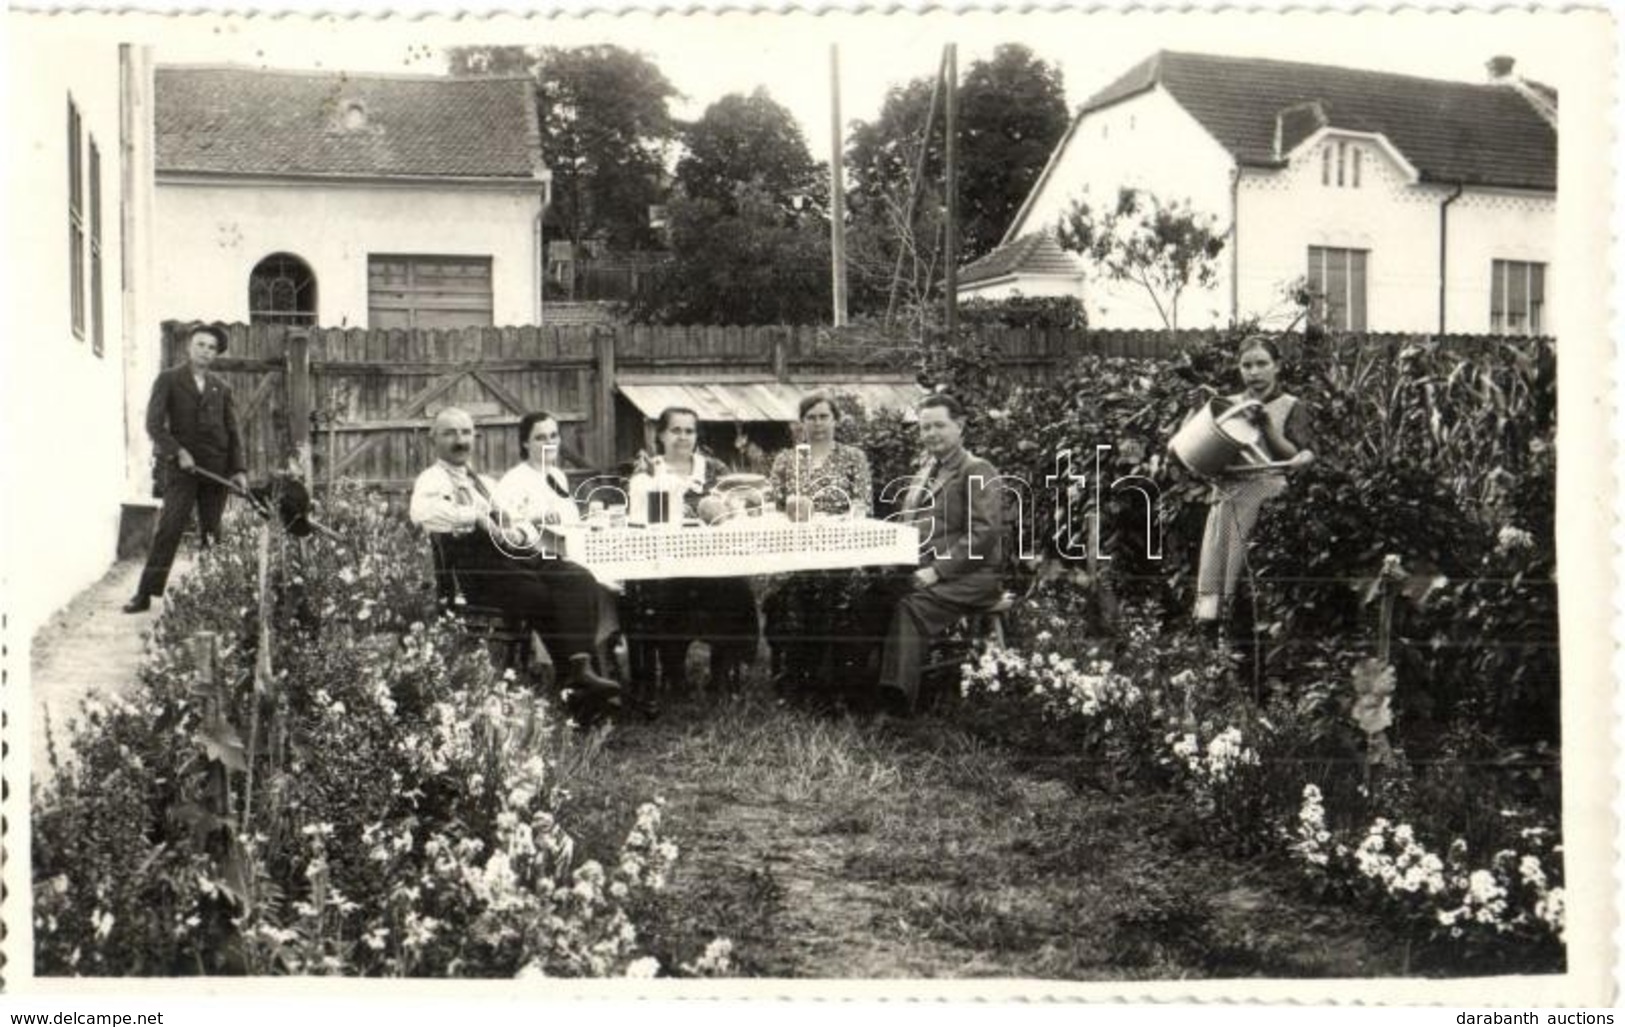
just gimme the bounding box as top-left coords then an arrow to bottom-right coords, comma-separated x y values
542,517 -> 921,582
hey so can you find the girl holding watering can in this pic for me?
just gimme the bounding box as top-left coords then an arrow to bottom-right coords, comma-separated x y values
1180,337 -> 1317,626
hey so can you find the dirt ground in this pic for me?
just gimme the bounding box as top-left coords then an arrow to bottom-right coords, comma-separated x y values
26,556 -> 203,786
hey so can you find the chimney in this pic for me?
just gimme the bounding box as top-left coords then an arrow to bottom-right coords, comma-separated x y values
1486,55 -> 1516,81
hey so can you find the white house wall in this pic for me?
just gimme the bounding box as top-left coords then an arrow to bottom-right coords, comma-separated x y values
154,180 -> 545,326
1237,137 -> 1555,333
960,276 -> 1085,301
1011,87 -> 1237,330
1443,190 -> 1556,334
1239,136 -> 1442,332
5,21 -> 137,640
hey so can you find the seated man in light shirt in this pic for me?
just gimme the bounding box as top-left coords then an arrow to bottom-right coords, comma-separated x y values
410,407 -> 620,716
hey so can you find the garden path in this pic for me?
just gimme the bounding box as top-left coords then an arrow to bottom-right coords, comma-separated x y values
27,556 -> 190,785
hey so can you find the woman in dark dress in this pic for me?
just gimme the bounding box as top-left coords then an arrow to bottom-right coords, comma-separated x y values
629,407 -> 759,696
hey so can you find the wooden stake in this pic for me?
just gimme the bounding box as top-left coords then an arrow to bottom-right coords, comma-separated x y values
244,521 -> 273,834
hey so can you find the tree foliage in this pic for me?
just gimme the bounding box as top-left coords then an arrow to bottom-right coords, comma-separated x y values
447,44 -> 680,250
844,44 -> 1068,322
957,45 -> 1070,260
632,89 -> 830,325
629,189 -> 831,325
1057,187 -> 1227,331
676,88 -> 823,215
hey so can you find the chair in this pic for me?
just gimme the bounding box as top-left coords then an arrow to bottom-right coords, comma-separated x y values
919,590 -> 1017,708
425,535 -> 535,677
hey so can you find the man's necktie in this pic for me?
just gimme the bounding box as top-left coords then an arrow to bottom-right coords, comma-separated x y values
465,469 -> 494,503
906,459 -> 938,515
466,469 -> 517,531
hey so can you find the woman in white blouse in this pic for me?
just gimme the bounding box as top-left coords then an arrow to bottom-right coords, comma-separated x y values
495,411 -> 581,529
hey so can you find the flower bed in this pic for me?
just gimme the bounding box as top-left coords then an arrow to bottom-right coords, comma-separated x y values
32,483 -> 726,977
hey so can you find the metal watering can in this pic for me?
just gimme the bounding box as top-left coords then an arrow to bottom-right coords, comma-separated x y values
1168,397 -> 1282,479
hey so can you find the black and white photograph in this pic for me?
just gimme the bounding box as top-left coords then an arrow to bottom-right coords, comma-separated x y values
1,0 -> 1615,1007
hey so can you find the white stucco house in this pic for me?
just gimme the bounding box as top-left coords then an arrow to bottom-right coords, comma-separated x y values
154,66 -> 552,329
960,51 -> 1557,335
5,19 -> 160,639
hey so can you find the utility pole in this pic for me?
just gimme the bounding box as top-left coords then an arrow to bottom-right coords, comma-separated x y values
829,43 -> 849,327
943,43 -> 959,344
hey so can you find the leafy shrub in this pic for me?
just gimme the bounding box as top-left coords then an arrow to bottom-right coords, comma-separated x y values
1251,337 -> 1558,741
858,327 -> 1556,746
957,294 -> 1087,331
32,483 -> 718,977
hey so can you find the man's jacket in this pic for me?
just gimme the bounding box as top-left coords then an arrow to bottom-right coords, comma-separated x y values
146,364 -> 245,477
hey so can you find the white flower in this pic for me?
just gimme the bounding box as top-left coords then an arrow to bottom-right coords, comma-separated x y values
1496,525 -> 1536,553
1519,855 -> 1547,889
624,956 -> 661,978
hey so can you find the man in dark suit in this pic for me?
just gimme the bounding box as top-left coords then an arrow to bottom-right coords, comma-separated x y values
869,393 -> 1005,714
124,323 -> 247,613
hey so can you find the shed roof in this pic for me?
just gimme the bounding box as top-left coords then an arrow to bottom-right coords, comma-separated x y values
959,232 -> 1087,288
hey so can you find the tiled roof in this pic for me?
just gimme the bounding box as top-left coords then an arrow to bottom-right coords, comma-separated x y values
959,233 -> 1086,286
1080,51 -> 1556,191
156,66 -> 544,180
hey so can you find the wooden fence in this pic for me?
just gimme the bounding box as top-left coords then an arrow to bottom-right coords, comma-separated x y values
163,321 -> 1548,494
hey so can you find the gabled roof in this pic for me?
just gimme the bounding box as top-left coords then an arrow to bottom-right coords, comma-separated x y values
959,232 -> 1086,287
1081,51 -> 1556,191
156,66 -> 545,181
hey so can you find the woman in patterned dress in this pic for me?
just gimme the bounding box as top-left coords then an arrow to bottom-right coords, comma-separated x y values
1193,337 -> 1317,628
764,392 -> 876,699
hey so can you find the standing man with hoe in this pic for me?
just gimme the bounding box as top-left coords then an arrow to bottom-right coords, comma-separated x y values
124,323 -> 247,614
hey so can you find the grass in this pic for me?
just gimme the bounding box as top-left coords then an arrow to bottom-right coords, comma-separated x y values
550,678 -> 1409,980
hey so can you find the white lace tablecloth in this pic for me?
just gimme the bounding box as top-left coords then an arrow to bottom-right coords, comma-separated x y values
542,518 -> 921,581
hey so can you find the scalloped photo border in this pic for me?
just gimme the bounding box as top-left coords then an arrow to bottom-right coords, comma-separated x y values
0,0 -> 1616,1006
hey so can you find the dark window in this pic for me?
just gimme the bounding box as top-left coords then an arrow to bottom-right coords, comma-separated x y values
1307,246 -> 1369,333
1491,260 -> 1546,336
89,137 -> 104,357
249,253 -> 318,326
1322,141 -> 1363,190
68,97 -> 84,339
367,255 -> 494,329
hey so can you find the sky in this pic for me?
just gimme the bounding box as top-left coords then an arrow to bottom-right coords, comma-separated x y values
124,2 -> 1589,166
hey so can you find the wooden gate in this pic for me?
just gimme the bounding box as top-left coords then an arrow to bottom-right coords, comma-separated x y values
162,322 -> 616,495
